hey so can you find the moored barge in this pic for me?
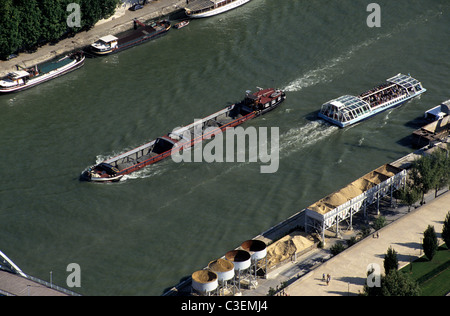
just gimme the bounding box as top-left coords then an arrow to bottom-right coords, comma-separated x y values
80,88 -> 286,182
0,52 -> 85,93
89,20 -> 171,56
185,0 -> 252,18
318,73 -> 426,128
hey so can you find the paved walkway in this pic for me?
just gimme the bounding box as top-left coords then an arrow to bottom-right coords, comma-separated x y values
285,191 -> 450,296
0,0 -> 185,76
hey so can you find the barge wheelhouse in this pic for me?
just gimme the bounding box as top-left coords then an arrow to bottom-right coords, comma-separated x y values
81,88 -> 286,182
318,73 -> 426,128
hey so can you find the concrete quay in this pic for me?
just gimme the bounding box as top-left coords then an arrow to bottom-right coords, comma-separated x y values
0,0 -> 186,77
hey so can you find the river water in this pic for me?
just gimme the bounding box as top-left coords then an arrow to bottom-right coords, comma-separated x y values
0,0 -> 448,295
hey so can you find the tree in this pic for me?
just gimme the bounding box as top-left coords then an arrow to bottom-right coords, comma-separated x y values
373,216 -> 386,231
15,0 -> 42,50
434,149 -> 450,196
0,0 -> 21,59
422,225 -> 438,261
383,246 -> 398,275
38,0 -> 68,42
363,270 -> 420,296
381,270 -> 420,296
398,183 -> 421,212
442,212 -> 450,249
410,150 -> 450,203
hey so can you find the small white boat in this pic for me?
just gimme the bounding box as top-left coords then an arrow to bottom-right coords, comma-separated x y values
174,20 -> 190,29
185,0 -> 252,18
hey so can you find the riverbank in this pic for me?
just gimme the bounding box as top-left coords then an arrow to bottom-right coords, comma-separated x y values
0,0 -> 186,77
164,141 -> 449,296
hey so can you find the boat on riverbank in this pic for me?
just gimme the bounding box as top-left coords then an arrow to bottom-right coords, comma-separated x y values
318,73 -> 426,128
80,88 -> 286,182
185,0 -> 252,18
89,20 -> 171,56
0,52 -> 85,93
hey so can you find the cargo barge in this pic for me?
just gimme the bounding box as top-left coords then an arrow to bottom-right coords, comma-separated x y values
89,20 -> 171,56
0,52 -> 85,93
318,73 -> 426,128
80,88 -> 286,182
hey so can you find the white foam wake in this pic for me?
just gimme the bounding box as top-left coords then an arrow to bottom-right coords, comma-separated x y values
279,120 -> 339,157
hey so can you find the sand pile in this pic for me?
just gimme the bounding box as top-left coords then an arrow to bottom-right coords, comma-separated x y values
266,232 -> 315,268
208,259 -> 234,272
192,270 -> 217,284
308,164 -> 401,214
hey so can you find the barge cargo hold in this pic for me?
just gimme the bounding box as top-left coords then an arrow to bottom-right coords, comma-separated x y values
89,20 -> 171,56
80,88 -> 286,182
318,73 -> 426,128
0,52 -> 85,93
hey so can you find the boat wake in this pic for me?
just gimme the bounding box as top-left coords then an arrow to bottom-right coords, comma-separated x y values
279,120 -> 339,157
283,9 -> 439,93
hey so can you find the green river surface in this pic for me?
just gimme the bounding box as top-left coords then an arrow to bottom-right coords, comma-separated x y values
0,0 -> 449,295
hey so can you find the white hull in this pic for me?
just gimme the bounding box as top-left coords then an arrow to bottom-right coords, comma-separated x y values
187,0 -> 251,18
0,55 -> 85,93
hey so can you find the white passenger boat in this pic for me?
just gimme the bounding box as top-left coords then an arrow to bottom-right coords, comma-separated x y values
185,0 -> 252,18
318,74 -> 427,128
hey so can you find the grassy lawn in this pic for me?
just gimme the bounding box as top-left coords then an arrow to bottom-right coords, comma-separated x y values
401,244 -> 450,296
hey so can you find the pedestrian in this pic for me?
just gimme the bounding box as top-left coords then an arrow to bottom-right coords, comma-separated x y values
322,273 -> 326,282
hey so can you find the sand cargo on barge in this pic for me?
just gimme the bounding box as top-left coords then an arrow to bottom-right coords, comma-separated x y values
80,88 -> 286,182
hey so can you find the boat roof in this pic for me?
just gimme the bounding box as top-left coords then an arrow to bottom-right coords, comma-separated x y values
328,95 -> 369,110
10,70 -> 30,79
387,73 -> 421,89
99,35 -> 118,43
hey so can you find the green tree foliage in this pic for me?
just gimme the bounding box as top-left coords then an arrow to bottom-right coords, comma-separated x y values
381,270 -> 421,296
383,246 -> 399,275
423,225 -> 438,261
364,270 -> 420,296
398,183 -> 421,212
410,149 -> 450,203
0,0 -> 121,59
0,0 -> 21,58
443,212 -> 450,249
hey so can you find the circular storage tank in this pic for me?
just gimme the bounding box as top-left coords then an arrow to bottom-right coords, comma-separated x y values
225,250 -> 251,271
208,259 -> 235,282
241,239 -> 267,261
191,270 -> 218,294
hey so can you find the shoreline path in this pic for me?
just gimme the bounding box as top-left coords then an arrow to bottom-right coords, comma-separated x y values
285,191 -> 450,296
0,0 -> 185,77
